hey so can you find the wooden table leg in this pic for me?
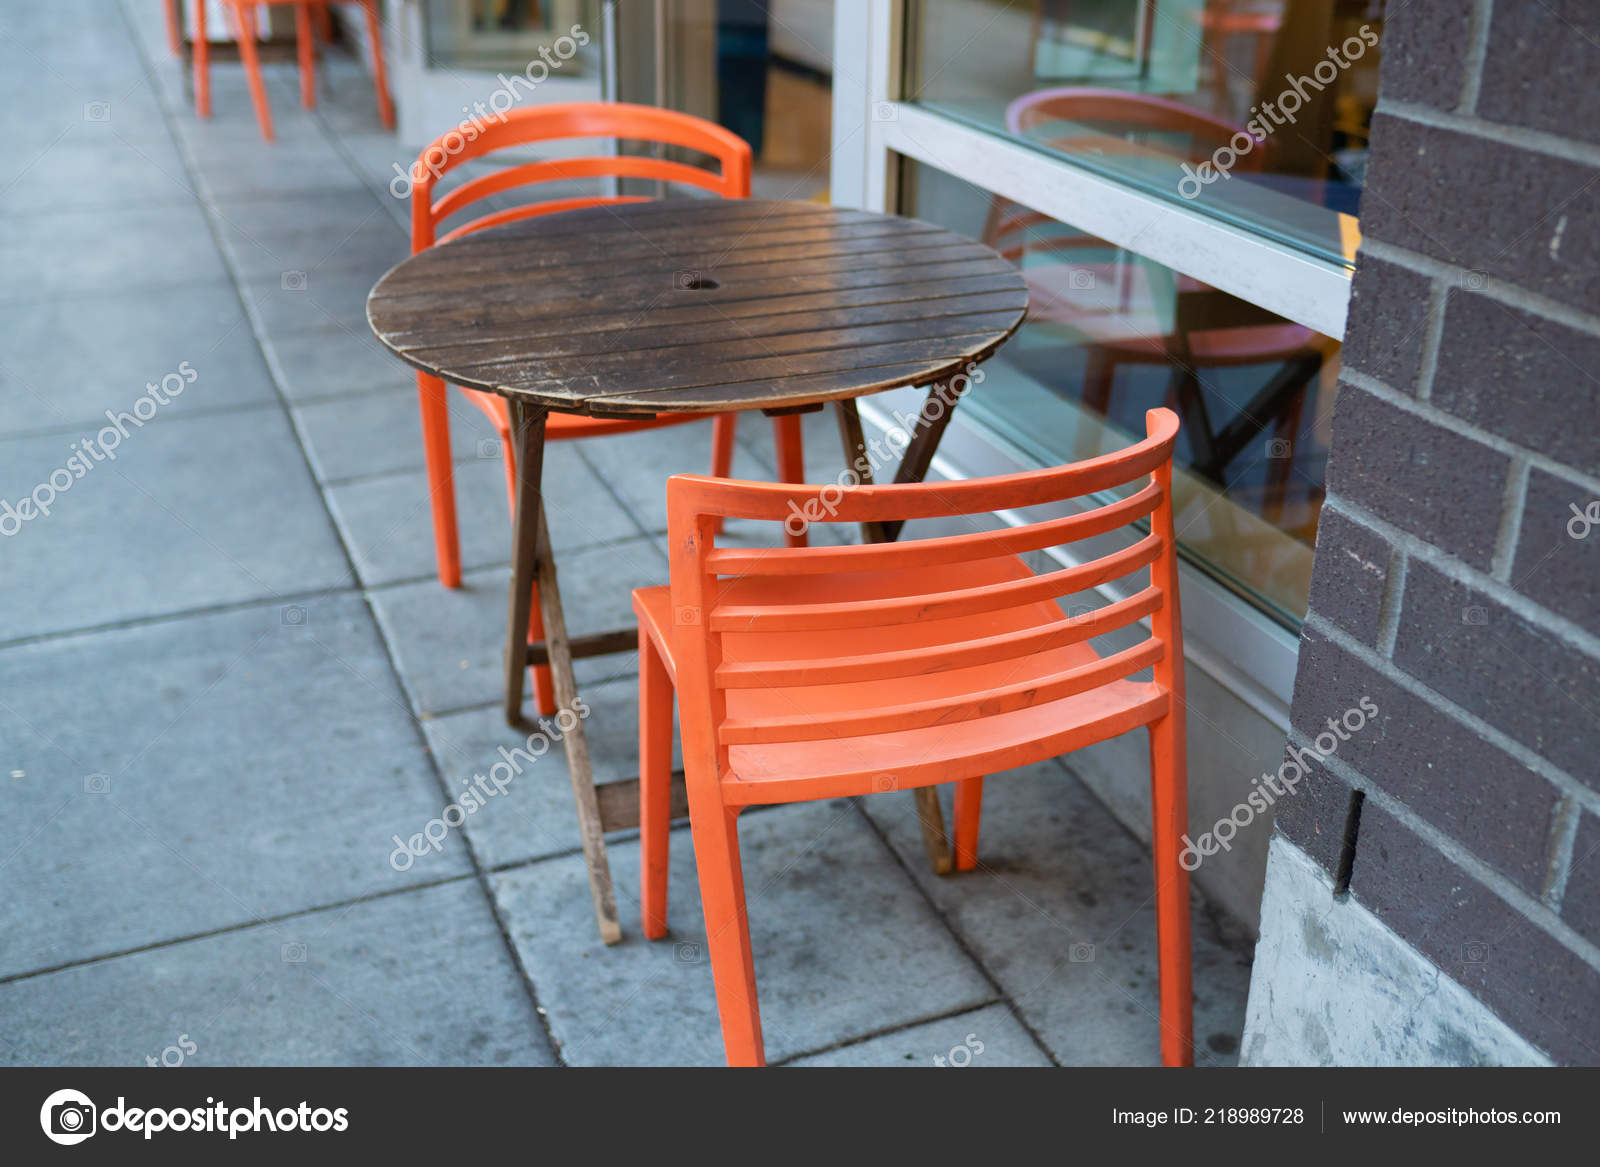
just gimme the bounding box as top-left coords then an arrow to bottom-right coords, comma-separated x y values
532,503 -> 624,945
503,402 -> 547,726
879,384 -> 960,542
505,399 -> 623,944
833,399 -> 889,545
833,395 -> 953,876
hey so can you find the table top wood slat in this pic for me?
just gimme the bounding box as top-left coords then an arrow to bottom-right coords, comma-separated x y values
373,241 -> 1002,318
374,222 -> 960,295
441,308 -> 1025,380
371,271 -> 1027,348
574,362 -> 986,417
447,316 -> 1025,400
367,199 -> 1028,416
389,287 -> 1030,367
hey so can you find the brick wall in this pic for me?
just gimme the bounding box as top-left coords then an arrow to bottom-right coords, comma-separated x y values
1270,0 -> 1600,1065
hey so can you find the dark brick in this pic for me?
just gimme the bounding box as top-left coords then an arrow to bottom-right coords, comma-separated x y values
1479,0 -> 1600,146
1325,385 -> 1509,570
1393,560 -> 1600,788
1377,0 -> 1473,112
1512,468 -> 1600,639
1341,254 -> 1432,391
1275,0 -> 1600,1067
1361,114 -> 1600,314
1290,632 -> 1557,892
1353,803 -> 1600,1065
1270,746 -> 1354,878
1563,812 -> 1600,949
1432,290 -> 1600,478
1306,507 -> 1393,645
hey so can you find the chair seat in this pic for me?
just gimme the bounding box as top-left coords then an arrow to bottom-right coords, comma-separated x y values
633,554 -> 1168,804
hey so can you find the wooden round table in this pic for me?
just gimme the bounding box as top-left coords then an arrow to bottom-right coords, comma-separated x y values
368,197 -> 1027,940
368,197 -> 1026,414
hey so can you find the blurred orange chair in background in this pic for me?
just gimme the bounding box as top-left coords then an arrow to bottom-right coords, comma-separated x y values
190,1 -> 393,141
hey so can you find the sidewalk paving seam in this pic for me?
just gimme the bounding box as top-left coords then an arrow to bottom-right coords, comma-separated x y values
112,0 -> 567,1065
850,797 -> 1065,1067
0,397 -> 283,444
768,998 -> 1004,1067
0,869 -> 483,989
0,584 -> 361,654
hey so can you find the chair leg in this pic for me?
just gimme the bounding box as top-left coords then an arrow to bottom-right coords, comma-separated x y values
193,0 -> 211,117
711,415 -> 737,479
314,2 -> 334,42
708,414 -> 736,535
164,0 -> 182,55
295,2 -> 316,109
953,776 -> 984,872
690,802 -> 765,1066
525,580 -> 557,717
1264,377 -> 1311,528
416,374 -> 462,588
1083,347 -> 1116,416
360,0 -> 396,130
228,3 -> 276,141
639,628 -> 674,940
771,413 -> 807,549
1147,715 -> 1194,1066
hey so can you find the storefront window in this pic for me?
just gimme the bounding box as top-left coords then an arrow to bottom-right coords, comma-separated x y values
424,0 -> 602,74
905,0 -> 1383,266
610,0 -> 835,200
905,159 -> 1338,626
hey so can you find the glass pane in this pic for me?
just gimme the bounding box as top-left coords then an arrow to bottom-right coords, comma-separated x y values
611,0 -> 835,201
906,158 -> 1339,626
424,0 -> 602,74
905,0 -> 1383,266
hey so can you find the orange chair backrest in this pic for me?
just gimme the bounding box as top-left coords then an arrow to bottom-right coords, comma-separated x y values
407,101 -> 753,250
665,408 -> 1183,776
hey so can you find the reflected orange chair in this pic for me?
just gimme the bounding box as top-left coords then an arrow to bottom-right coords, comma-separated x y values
406,102 -> 807,715
987,88 -> 1321,519
635,408 -> 1192,1066
1197,5 -> 1282,116
192,1 -> 393,141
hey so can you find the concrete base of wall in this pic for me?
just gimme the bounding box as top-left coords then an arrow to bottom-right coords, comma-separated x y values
1240,836 -> 1551,1066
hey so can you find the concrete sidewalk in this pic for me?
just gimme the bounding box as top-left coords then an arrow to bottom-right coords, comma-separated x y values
0,0 -> 1251,1067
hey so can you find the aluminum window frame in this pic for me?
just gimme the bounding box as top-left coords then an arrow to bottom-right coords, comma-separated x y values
831,0 -> 1351,721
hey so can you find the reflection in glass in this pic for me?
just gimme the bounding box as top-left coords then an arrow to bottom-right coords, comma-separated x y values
906,0 -> 1384,264
910,160 -> 1340,625
424,0 -> 600,73
609,1 -> 835,201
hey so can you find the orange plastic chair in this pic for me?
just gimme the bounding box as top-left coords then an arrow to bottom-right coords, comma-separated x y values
634,408 -> 1193,1067
192,1 -> 394,141
406,102 -> 808,715
164,0 -> 182,56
